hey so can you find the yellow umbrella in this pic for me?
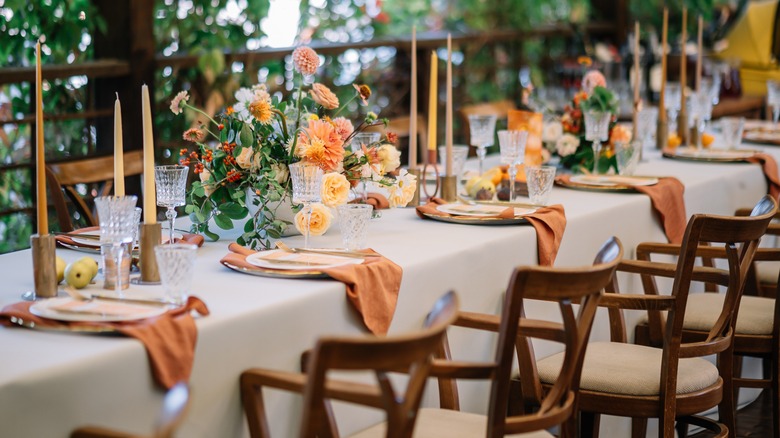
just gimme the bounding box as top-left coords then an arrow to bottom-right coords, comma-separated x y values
719,0 -> 777,67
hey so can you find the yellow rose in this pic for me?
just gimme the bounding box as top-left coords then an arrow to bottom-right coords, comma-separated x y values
236,147 -> 255,169
320,172 -> 350,207
294,203 -> 333,236
377,144 -> 401,174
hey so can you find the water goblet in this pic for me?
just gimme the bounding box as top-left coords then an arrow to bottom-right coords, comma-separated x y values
497,130 -> 529,202
337,204 -> 373,250
467,114 -> 497,175
95,195 -> 138,294
768,80 -> 780,126
154,243 -> 198,305
691,90 -> 713,150
155,165 -> 189,245
615,141 -> 641,176
524,166 -> 556,206
583,110 -> 611,174
665,82 -> 682,133
636,107 -> 659,153
720,117 -> 745,149
438,145 -> 469,194
349,132 -> 381,203
289,161 -> 324,249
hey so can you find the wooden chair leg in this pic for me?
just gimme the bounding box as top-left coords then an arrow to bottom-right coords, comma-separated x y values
718,349 -> 738,438
580,411 -> 600,438
240,379 -> 271,438
631,417 -> 648,438
675,420 -> 688,438
773,344 -> 780,438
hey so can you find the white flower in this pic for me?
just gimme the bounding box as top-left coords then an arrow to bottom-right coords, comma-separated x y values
271,163 -> 288,184
555,134 -> 581,157
542,121 -> 563,143
199,168 -> 214,196
377,144 -> 401,174
389,169 -> 418,207
170,91 -> 189,115
233,85 -> 271,122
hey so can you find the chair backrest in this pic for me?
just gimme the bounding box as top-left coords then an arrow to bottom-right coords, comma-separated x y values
47,149 -> 144,231
300,291 -> 459,438
664,195 -> 777,360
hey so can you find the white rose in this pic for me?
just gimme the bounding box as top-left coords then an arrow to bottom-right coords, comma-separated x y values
542,121 -> 563,143
199,168 -> 214,196
236,147 -> 254,169
271,163 -> 288,184
376,144 -> 401,174
555,134 -> 580,157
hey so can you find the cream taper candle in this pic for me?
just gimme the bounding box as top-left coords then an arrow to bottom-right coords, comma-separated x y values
142,85 -> 156,224
114,93 -> 125,197
35,41 -> 47,235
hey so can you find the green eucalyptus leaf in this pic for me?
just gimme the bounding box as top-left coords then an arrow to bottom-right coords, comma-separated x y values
214,213 -> 233,230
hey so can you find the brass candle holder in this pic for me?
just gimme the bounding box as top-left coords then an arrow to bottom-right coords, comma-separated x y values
30,234 -> 57,299
421,149 -> 440,201
677,107 -> 689,146
656,118 -> 668,150
407,167 -> 422,207
439,175 -> 458,202
138,222 -> 161,284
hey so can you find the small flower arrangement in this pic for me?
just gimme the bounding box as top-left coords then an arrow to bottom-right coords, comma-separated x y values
173,46 -> 416,249
554,70 -> 628,174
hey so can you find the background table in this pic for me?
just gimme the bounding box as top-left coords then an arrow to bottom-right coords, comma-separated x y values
0,142 -> 774,437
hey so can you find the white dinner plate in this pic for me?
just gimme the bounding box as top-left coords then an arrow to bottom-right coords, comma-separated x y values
569,175 -> 659,187
71,231 -> 182,247
30,297 -> 168,322
672,148 -> 756,160
435,203 -> 537,217
245,249 -> 364,271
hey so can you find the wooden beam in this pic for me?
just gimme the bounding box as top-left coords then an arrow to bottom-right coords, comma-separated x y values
0,60 -> 130,85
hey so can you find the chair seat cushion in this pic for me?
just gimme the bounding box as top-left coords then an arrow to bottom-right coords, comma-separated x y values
755,260 -> 780,285
536,342 -> 719,396
683,293 -> 775,335
348,408 -> 554,438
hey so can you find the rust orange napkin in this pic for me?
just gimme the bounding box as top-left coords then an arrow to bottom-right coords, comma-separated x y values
0,296 -> 209,389
415,197 -> 566,266
55,226 -> 205,249
556,175 -> 687,244
349,192 -> 390,210
747,153 -> 780,200
221,243 -> 402,335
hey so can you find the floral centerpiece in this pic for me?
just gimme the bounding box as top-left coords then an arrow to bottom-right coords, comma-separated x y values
172,46 -> 417,249
552,70 -> 630,174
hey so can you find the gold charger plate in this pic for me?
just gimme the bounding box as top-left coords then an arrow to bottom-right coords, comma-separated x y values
661,148 -> 759,163
222,261 -> 330,279
420,212 -> 529,225
7,315 -> 118,334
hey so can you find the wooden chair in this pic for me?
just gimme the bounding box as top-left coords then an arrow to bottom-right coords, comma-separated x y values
47,149 -> 144,232
533,196 -> 777,438
351,236 -> 622,437
632,200 -> 780,437
240,291 -> 459,438
70,382 -> 190,438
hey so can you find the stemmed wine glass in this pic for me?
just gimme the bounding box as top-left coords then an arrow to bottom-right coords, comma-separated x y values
767,80 -> 780,126
467,114 -> 497,175
155,165 -> 189,245
691,90 -> 713,150
349,132 -> 381,203
497,130 -> 528,202
95,195 -> 138,295
289,161 -> 323,249
583,110 -> 611,174
665,82 -> 682,134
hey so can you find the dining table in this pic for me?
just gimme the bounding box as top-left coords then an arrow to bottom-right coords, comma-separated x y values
0,136 -> 775,437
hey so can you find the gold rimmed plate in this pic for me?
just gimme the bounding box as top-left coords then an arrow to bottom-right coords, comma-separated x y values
221,261 -> 330,279
555,177 -> 642,193
420,212 -> 530,225
743,120 -> 780,146
7,315 -> 118,335
662,147 -> 759,163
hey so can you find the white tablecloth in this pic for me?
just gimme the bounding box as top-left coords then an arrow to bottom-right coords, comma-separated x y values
0,145 -> 775,437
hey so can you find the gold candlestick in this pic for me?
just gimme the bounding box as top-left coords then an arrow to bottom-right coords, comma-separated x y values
407,167 -> 422,207
138,223 -> 161,284
656,118 -> 669,151
31,234 -> 57,299
439,175 -> 457,202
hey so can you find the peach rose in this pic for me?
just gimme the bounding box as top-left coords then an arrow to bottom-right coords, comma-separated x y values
377,144 -> 401,174
320,172 -> 350,207
294,203 -> 332,236
236,147 -> 255,169
310,83 -> 339,109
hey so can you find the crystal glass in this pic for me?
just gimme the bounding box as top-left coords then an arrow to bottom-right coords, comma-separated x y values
524,166 -> 556,205
155,165 -> 189,245
95,195 -> 138,295
438,145 -> 469,193
768,80 -> 780,125
131,207 -> 142,248
691,90 -> 713,150
498,130 -> 529,202
720,117 -> 745,149
289,161 -> 323,249
349,132 -> 381,203
665,82 -> 682,133
337,204 -> 373,250
467,114 -> 497,175
636,107 -> 658,152
583,110 -> 611,174
615,141 -> 641,176
154,243 -> 198,305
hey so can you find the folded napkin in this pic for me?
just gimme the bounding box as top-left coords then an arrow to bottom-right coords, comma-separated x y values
55,226 -> 205,249
556,175 -> 687,244
0,296 -> 209,389
747,153 -> 780,200
349,192 -> 390,210
221,243 -> 402,335
415,198 -> 566,266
